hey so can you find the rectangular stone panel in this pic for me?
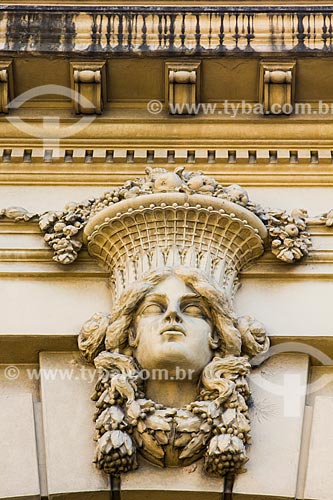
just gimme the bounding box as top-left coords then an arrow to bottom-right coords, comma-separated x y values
0,393 -> 40,500
0,279 -> 112,335
233,354 -> 309,500
121,457 -> 223,500
40,352 -> 109,499
304,397 -> 333,500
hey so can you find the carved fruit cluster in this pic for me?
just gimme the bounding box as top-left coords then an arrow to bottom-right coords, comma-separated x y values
266,208 -> 311,263
92,365 -> 139,475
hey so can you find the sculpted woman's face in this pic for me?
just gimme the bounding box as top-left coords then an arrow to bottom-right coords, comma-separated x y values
133,275 -> 214,378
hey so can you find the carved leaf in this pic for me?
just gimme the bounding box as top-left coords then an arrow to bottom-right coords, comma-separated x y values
96,389 -> 111,407
123,433 -> 134,455
155,431 -> 169,445
110,406 -> 125,423
236,412 -> 251,433
175,415 -> 201,433
110,430 -> 125,448
133,429 -> 143,448
140,432 -> 165,459
98,431 -> 113,454
110,374 -> 135,403
216,434 -> 232,452
200,421 -> 211,433
127,401 -> 141,420
207,436 -> 218,454
231,436 -> 245,453
222,408 -> 236,426
208,402 -> 219,419
179,433 -> 207,460
174,433 -> 192,448
137,420 -> 146,433
145,414 -> 171,431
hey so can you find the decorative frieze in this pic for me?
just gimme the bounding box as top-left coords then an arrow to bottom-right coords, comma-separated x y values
1,147 -> 333,165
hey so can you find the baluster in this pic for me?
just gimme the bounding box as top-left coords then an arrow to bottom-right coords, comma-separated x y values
245,13 -> 254,50
322,14 -> 328,50
169,14 -> 175,50
291,13 -> 296,45
91,14 -> 97,46
208,13 -> 212,49
218,13 -> 225,50
97,14 -> 102,48
163,15 -> 168,48
313,14 -> 316,48
296,13 -> 306,48
127,14 -> 133,50
140,14 -> 147,49
195,14 -> 201,50
234,14 -> 240,49
158,14 -> 163,49
327,14 -> 333,50
106,15 -> 111,49
281,14 -> 285,48
133,14 -> 138,46
116,14 -> 123,50
180,14 -> 186,50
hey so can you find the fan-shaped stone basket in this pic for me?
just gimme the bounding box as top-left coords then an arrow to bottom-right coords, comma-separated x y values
84,193 -> 268,300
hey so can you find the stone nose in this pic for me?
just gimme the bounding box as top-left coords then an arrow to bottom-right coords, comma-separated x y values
163,308 -> 183,323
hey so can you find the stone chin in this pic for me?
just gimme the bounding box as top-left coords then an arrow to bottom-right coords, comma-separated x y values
135,342 -> 211,377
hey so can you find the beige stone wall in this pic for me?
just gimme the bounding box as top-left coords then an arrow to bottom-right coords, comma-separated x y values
1,3 -> 333,497
1,142 -> 333,500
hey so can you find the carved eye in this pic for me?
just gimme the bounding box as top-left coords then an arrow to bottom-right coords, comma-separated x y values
182,304 -> 205,317
141,303 -> 164,315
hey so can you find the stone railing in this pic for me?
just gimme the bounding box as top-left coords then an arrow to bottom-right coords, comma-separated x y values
1,5 -> 333,55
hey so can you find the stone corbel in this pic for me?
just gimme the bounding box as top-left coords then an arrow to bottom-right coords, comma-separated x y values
70,62 -> 106,114
259,61 -> 296,115
0,61 -> 13,114
166,62 -> 201,115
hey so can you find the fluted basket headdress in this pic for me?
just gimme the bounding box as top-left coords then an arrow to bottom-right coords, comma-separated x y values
83,171 -> 267,301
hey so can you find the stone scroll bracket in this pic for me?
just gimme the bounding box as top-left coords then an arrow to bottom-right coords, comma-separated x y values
166,61 -> 201,115
70,61 -> 106,115
259,61 -> 296,115
0,60 -> 13,114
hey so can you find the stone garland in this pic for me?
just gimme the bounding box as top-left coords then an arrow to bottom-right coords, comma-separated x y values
80,313 -> 267,478
3,167 -> 329,265
29,167 -> 312,265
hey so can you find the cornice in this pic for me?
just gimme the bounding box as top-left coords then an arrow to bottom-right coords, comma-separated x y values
1,148 -> 333,186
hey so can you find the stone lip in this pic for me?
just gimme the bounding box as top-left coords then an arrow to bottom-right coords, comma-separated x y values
83,192 -> 268,245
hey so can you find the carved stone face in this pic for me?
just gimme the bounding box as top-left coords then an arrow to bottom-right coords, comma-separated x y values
133,275 -> 214,378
